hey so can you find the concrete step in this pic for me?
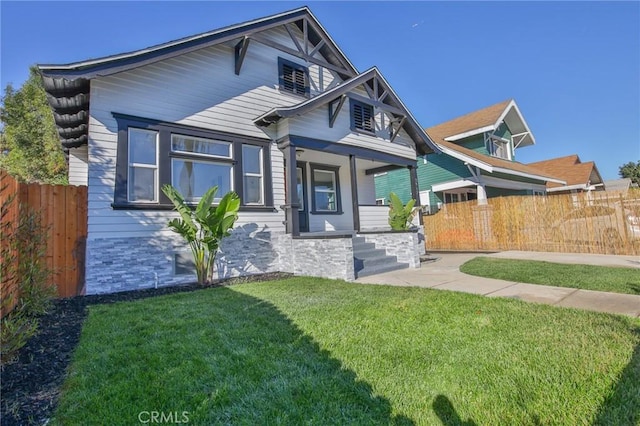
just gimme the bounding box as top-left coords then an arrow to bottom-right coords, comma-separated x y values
354,253 -> 399,271
355,261 -> 410,278
353,247 -> 388,260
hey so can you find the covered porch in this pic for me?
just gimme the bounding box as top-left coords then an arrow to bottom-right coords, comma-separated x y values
278,135 -> 421,236
277,135 -> 423,280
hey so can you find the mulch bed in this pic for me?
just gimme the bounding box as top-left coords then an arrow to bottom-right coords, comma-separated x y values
0,272 -> 291,426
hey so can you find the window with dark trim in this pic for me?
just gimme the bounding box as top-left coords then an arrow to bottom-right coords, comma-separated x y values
127,128 -> 159,203
350,100 -> 375,133
310,163 -> 342,214
112,113 -> 273,210
278,58 -> 309,96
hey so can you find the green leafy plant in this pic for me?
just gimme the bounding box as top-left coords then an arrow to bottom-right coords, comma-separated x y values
388,192 -> 418,230
162,184 -> 240,285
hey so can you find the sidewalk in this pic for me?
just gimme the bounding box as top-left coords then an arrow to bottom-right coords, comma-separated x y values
355,252 -> 640,318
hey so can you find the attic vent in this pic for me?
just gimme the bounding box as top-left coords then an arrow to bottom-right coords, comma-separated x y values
351,101 -> 374,133
279,58 -> 308,96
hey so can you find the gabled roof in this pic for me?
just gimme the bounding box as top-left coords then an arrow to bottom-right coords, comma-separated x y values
603,178 -> 632,192
435,140 -> 565,184
431,99 -> 535,148
425,102 -> 563,184
37,7 -> 358,149
528,155 -> 604,190
254,67 -> 439,155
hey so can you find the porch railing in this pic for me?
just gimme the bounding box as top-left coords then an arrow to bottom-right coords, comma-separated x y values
359,205 -> 421,231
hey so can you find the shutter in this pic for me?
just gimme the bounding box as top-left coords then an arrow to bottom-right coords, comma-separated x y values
281,62 -> 307,95
362,104 -> 373,131
353,102 -> 374,132
282,64 -> 295,92
294,68 -> 306,94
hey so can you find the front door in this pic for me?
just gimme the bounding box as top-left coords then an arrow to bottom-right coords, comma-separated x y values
296,163 -> 309,232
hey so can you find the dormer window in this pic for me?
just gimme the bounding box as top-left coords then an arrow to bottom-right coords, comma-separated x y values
487,135 -> 512,160
278,58 -> 309,96
351,100 -> 374,133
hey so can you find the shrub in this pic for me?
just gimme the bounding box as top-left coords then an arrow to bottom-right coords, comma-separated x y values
162,185 -> 240,285
1,195 -> 55,365
388,192 -> 418,230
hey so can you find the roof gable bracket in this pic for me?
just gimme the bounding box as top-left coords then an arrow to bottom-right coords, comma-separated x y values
249,33 -> 353,76
309,39 -> 326,58
389,116 -> 406,143
284,23 -> 305,54
346,92 -> 405,116
234,36 -> 251,75
328,95 -> 346,128
512,132 -> 529,149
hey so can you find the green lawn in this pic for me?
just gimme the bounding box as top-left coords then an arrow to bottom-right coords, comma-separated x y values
53,278 -> 639,425
460,257 -> 640,295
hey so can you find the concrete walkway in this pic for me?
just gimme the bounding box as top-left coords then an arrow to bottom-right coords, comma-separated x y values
355,252 -> 640,318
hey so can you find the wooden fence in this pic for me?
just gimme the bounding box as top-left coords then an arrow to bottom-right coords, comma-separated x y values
1,170 -> 87,315
424,190 -> 640,256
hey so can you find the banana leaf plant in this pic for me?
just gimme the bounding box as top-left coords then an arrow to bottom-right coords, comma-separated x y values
162,184 -> 240,285
388,192 -> 418,231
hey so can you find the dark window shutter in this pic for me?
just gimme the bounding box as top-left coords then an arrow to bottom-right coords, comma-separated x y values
280,59 -> 308,96
282,64 -> 295,92
353,102 -> 374,132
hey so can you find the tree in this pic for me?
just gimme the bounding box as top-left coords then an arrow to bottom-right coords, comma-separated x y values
0,66 -> 67,184
618,161 -> 640,186
162,184 -> 240,285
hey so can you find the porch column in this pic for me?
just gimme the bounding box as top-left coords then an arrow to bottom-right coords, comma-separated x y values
476,184 -> 488,205
281,142 -> 300,236
349,154 -> 360,232
408,165 -> 422,225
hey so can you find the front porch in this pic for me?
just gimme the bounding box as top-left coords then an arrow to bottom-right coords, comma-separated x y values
277,138 -> 423,280
280,229 -> 421,281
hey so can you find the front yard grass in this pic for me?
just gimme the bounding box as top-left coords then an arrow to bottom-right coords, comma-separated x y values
460,256 -> 640,295
53,278 -> 639,425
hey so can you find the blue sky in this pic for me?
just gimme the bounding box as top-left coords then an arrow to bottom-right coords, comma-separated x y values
2,1 -> 638,180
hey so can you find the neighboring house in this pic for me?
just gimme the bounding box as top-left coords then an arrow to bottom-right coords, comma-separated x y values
603,178 -> 633,194
528,155 -> 605,194
39,7 -> 439,293
375,99 -> 565,212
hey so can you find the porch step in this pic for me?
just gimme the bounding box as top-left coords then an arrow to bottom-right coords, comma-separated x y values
354,261 -> 409,278
353,236 -> 409,278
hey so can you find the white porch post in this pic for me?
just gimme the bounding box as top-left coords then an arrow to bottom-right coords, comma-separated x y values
476,184 -> 488,205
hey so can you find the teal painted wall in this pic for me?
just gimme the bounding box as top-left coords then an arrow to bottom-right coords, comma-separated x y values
486,187 -> 530,197
374,168 -> 411,205
459,134 -> 489,155
374,152 -> 472,205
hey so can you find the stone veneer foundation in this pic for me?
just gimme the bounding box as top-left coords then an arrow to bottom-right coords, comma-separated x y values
85,228 -> 421,294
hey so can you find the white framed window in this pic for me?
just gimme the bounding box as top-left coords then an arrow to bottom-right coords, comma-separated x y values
486,135 -> 512,160
171,134 -> 233,203
443,190 -> 476,204
171,134 -> 231,159
375,198 -> 386,206
310,165 -> 341,213
171,159 -> 232,203
128,128 -> 159,202
242,144 -> 264,205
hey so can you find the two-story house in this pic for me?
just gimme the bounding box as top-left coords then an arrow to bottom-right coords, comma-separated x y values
38,7 -> 439,293
375,99 -> 565,212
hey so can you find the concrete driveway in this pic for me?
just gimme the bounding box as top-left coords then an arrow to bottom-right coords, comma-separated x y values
355,251 -> 640,318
